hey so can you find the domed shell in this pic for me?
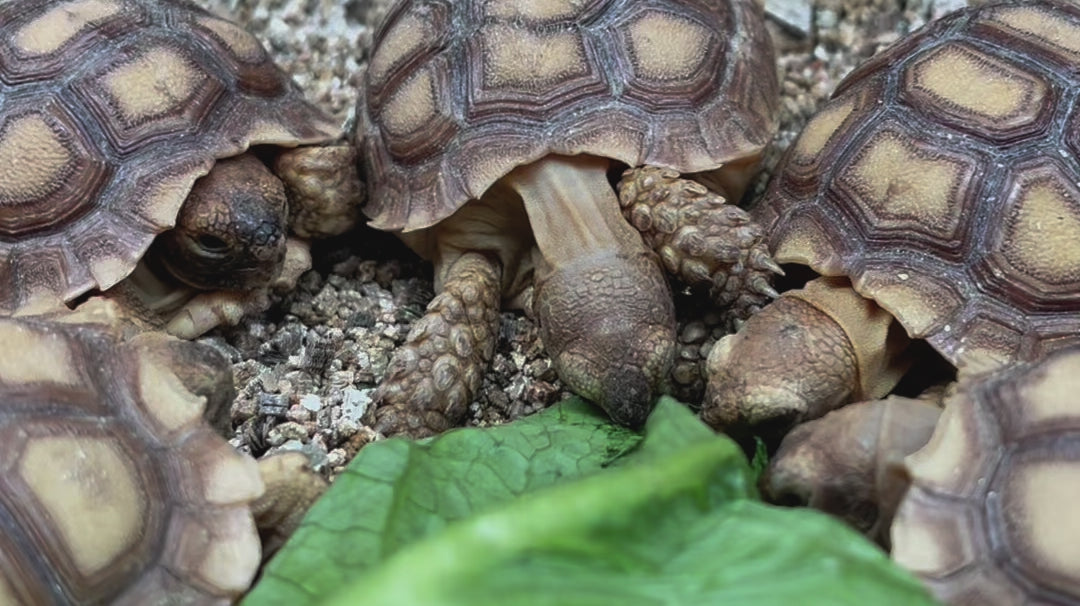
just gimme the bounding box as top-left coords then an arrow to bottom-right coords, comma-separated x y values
0,0 -> 340,314
0,300 -> 264,604
891,346 -> 1080,605
360,0 -> 778,232
756,0 -> 1080,366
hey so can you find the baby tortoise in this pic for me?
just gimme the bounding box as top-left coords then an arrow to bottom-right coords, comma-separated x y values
704,0 -> 1080,438
764,347 -> 1080,605
0,0 -> 362,337
359,0 -> 781,435
0,299 -> 325,604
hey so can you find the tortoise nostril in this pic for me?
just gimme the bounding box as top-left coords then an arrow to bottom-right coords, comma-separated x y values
771,488 -> 810,508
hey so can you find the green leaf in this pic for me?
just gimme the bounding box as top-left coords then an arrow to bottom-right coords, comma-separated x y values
320,422 -> 932,606
246,396 -> 937,606
751,435 -> 770,480
244,397 -> 642,605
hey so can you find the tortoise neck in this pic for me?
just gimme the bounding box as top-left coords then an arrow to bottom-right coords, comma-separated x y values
504,154 -> 646,270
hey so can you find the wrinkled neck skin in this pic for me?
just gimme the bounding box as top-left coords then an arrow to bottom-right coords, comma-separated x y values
507,155 -> 649,278
504,154 -> 676,428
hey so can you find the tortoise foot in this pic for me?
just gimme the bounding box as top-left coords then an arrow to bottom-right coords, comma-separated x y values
618,166 -> 781,322
274,144 -> 364,239
373,252 -> 501,438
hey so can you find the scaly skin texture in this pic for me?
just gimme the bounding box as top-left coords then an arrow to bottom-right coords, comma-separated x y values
533,249 -> 676,428
617,166 -> 781,322
374,252 -> 501,437
159,237 -> 312,339
158,153 -> 289,291
702,295 -> 858,438
274,144 -> 363,239
702,277 -> 910,440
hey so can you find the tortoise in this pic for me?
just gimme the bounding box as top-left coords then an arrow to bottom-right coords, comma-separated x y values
763,346 -> 1080,605
0,298 -> 326,604
358,0 -> 781,435
0,0 -> 363,338
702,0 -> 1080,439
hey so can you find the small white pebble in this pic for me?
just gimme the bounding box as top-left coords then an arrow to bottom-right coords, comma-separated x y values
300,394 -> 323,412
342,388 -> 374,423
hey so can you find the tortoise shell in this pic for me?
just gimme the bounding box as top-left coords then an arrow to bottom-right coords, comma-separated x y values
0,0 -> 339,314
360,0 -> 778,232
0,300 -> 263,604
891,346 -> 1080,604
756,0 -> 1080,366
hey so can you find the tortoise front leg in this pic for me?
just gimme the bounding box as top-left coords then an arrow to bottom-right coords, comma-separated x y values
618,166 -> 782,321
373,251 -> 501,438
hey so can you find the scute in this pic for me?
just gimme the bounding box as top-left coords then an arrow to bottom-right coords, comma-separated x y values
0,0 -> 340,314
893,346 -> 1080,605
0,103 -> 111,237
980,163 -> 1080,302
900,42 -> 1053,142
0,301 -> 263,603
362,0 -> 779,231
759,0 -> 1080,366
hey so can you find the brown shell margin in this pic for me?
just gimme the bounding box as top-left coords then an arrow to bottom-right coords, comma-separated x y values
0,299 -> 263,603
0,0 -> 340,315
755,0 -> 1080,366
891,345 -> 1080,605
360,0 -> 779,232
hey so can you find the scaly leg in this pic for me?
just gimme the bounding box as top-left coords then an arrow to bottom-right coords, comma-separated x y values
373,251 -> 501,438
618,166 -> 782,322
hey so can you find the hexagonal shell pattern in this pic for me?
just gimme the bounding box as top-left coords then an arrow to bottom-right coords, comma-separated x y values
0,300 -> 263,603
892,346 -> 1080,605
360,0 -> 780,232
0,0 -> 340,314
758,0 -> 1080,366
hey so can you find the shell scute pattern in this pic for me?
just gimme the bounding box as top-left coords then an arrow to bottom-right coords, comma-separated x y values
760,0 -> 1080,365
893,346 -> 1080,605
0,306 -> 262,604
0,0 -> 338,314
362,0 -> 779,231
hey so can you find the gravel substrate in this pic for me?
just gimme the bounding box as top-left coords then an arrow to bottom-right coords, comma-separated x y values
192,0 -> 972,478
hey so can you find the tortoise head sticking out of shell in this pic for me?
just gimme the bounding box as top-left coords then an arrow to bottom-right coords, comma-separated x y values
0,299 -> 326,604
763,346 -> 1080,606
0,0 -> 363,338
702,0 -> 1080,440
359,0 -> 782,435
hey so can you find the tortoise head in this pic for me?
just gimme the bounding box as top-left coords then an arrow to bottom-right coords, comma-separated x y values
158,153 -> 288,291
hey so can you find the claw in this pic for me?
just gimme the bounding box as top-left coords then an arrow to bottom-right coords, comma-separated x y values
751,248 -> 785,276
750,276 -> 780,299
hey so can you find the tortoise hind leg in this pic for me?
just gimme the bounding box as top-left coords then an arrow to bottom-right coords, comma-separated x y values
373,251 -> 501,438
617,166 -> 782,321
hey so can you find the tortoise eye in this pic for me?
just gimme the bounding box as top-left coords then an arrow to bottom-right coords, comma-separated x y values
196,234 -> 229,252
